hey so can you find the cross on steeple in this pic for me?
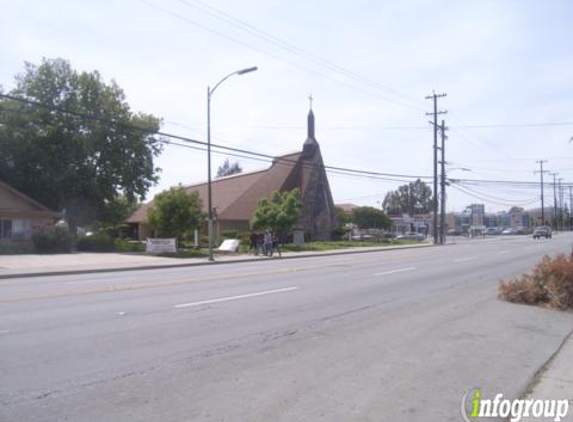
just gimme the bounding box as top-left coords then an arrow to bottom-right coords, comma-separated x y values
308,94 -> 313,110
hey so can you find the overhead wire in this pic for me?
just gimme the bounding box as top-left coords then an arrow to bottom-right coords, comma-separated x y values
2,93 -> 570,206
134,0 -> 425,113
0,93 -> 431,182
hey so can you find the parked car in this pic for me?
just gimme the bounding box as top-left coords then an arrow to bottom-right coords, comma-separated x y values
396,232 -> 425,241
533,226 -> 552,239
484,227 -> 499,236
447,228 -> 462,236
501,228 -> 517,235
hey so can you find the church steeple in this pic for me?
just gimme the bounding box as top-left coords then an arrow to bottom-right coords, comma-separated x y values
304,94 -> 317,147
307,109 -> 315,141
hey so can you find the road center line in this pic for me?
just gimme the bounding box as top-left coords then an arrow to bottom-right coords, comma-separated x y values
374,267 -> 416,276
174,286 -> 299,309
496,250 -> 510,255
452,256 -> 478,263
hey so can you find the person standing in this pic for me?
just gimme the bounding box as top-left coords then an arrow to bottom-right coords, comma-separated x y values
249,231 -> 257,254
256,232 -> 264,255
272,232 -> 282,258
264,229 -> 273,256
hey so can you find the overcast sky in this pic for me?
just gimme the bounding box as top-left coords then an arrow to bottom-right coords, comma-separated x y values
2,0 -> 573,213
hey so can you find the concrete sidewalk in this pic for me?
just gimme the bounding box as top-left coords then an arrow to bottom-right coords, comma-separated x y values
525,330 -> 573,421
0,242 -> 433,279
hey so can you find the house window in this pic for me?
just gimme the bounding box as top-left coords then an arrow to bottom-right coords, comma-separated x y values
12,219 -> 32,240
0,219 -> 32,240
1,219 -> 13,239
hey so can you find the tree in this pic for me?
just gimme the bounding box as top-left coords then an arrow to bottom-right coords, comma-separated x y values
146,187 -> 204,242
351,206 -> 392,229
96,194 -> 140,236
334,206 -> 351,227
250,188 -> 302,234
0,58 -> 162,231
216,159 -> 242,178
382,179 -> 433,215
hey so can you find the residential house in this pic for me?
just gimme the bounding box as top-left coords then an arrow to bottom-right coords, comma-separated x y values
0,180 -> 60,242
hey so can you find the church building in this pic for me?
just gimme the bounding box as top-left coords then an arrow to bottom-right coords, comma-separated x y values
127,106 -> 337,241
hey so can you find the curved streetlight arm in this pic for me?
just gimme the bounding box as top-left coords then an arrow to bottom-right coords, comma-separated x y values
209,66 -> 258,98
206,65 -> 257,262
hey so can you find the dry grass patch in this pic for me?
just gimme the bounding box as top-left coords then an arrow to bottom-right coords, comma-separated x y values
499,253 -> 573,310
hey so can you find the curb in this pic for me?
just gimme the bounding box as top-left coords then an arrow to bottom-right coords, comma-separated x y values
0,243 -> 443,280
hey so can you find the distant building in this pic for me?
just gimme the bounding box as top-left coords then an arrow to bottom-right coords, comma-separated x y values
127,106 -> 338,241
335,203 -> 359,213
468,203 -> 485,226
0,179 -> 60,242
390,213 -> 431,235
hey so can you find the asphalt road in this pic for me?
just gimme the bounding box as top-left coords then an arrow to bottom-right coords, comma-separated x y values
1,234 -> 573,422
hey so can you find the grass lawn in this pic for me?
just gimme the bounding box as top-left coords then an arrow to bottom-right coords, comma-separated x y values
282,239 -> 424,252
156,248 -> 210,258
152,239 -> 424,258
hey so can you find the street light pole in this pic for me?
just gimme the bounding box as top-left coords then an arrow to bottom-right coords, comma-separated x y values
206,66 -> 257,261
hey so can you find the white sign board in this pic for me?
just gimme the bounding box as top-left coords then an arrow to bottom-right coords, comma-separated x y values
146,238 -> 177,254
218,239 -> 240,253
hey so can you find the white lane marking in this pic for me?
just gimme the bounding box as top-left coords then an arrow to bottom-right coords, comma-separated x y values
174,286 -> 299,309
65,279 -> 109,285
374,266 -> 416,276
0,330 -> 10,335
496,250 -> 510,255
452,256 -> 478,263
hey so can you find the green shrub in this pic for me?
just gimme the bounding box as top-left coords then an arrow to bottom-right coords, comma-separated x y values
32,227 -> 73,253
114,238 -> 145,252
499,253 -> 573,310
0,241 -> 34,254
237,231 -> 252,244
220,229 -> 239,239
76,234 -> 115,252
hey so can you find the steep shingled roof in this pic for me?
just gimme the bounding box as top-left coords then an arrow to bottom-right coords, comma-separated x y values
126,151 -> 302,224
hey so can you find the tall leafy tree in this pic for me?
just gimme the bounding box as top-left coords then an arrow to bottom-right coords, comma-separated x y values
382,179 -> 433,215
334,206 -> 351,227
250,188 -> 302,234
216,159 -> 242,178
146,187 -> 204,242
351,206 -> 392,229
0,58 -> 162,230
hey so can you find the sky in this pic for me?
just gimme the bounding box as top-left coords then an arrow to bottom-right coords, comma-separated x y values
2,0 -> 573,213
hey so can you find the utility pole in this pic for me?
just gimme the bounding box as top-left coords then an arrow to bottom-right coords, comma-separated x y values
549,172 -> 558,230
558,178 -> 564,230
425,91 -> 447,244
534,160 -> 548,226
439,120 -> 448,244
569,186 -> 573,230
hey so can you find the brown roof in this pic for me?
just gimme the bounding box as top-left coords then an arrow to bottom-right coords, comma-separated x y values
335,203 -> 359,213
0,179 -> 58,215
126,151 -> 303,224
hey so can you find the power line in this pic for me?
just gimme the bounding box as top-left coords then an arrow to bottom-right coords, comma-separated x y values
451,184 -> 539,208
176,0 -> 420,107
0,93 -> 431,182
3,93 -> 570,206
134,0 -> 425,112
